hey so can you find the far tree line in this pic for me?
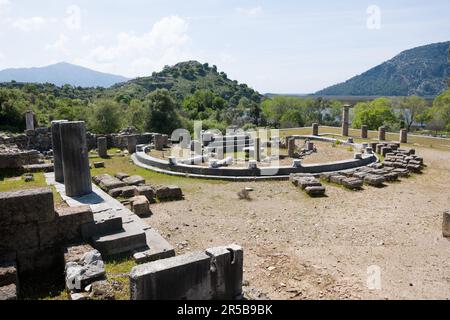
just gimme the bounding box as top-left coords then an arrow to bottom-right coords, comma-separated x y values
0,83 -> 449,136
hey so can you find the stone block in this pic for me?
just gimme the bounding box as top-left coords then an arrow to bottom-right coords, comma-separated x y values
0,259 -> 17,288
155,185 -> 183,201
296,177 -> 322,190
443,211 -> 450,238
123,175 -> 145,186
81,212 -> 122,240
364,174 -> 385,187
130,251 -> 212,300
99,178 -> 126,192
92,174 -> 112,184
93,161 -> 105,168
341,177 -> 364,190
114,172 -> 130,180
0,284 -> 17,300
330,174 -> 345,185
0,188 -> 55,226
16,246 -> 63,274
121,186 -> 138,198
136,185 -> 156,202
0,222 -> 39,251
65,250 -> 106,291
64,244 -> 96,264
205,244 -> 243,299
305,186 -> 326,197
130,196 -> 151,217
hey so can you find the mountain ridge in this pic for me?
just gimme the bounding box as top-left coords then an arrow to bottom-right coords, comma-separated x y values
315,41 -> 449,97
0,62 -> 129,88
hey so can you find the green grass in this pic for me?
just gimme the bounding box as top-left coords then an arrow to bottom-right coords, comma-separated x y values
90,152 -> 226,194
280,126 -> 450,151
0,170 -> 64,205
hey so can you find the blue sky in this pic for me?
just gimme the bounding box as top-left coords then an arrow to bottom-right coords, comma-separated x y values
0,0 -> 448,93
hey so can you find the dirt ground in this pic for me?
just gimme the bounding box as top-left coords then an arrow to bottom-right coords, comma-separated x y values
144,145 -> 450,300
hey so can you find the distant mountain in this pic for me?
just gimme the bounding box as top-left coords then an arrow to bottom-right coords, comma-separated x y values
111,61 -> 263,104
0,62 -> 129,87
316,41 -> 449,97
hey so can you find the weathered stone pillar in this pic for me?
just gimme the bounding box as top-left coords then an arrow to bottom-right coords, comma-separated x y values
59,121 -> 92,197
378,126 -> 386,141
97,137 -> 107,158
342,105 -> 350,137
288,138 -> 296,158
255,138 -> 261,162
443,210 -> 450,238
25,111 -> 35,131
312,123 -> 319,136
154,134 -> 164,151
51,120 -> 68,183
306,141 -> 314,151
127,135 -> 138,154
361,125 -> 368,139
400,129 -> 408,144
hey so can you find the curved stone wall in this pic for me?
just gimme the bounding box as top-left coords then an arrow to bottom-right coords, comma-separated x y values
132,142 -> 378,181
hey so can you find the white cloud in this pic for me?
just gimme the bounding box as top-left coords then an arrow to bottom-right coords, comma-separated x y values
0,0 -> 10,14
87,15 -> 192,76
236,6 -> 263,17
12,16 -> 47,32
45,33 -> 70,55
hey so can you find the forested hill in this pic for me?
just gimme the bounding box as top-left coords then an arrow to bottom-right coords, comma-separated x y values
109,61 -> 263,106
316,41 -> 449,97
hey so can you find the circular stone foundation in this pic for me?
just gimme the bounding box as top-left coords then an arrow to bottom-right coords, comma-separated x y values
131,135 -> 378,181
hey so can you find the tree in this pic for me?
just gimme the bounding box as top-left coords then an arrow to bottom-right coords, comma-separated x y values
432,89 -> 450,131
352,98 -> 397,130
144,89 -> 181,134
89,100 -> 123,134
398,96 -> 430,131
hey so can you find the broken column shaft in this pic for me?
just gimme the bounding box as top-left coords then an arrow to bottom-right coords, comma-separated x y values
59,121 -> 92,197
51,120 -> 68,183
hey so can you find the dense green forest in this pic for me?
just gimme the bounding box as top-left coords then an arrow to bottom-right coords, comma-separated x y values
0,61 -> 449,135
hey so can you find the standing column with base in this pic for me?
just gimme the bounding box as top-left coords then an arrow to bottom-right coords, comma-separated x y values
59,121 -> 92,197
342,105 -> 350,137
25,111 -> 35,131
97,137 -> 108,158
127,135 -> 138,154
255,138 -> 261,162
312,123 -> 319,136
378,126 -> 386,141
400,129 -> 408,144
288,138 -> 296,158
361,125 -> 368,139
51,120 -> 68,183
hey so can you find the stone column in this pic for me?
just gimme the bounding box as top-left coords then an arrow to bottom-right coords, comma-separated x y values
154,134 -> 164,151
400,129 -> 408,144
127,135 -> 138,154
443,210 -> 450,238
255,138 -> 261,162
342,105 -> 350,137
361,125 -> 368,139
59,121 -> 92,197
97,137 -> 108,158
51,120 -> 68,183
288,138 -> 296,158
25,111 -> 35,131
378,126 -> 386,141
312,123 -> 319,136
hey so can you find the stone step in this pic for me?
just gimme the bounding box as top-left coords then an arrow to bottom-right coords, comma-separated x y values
81,210 -> 123,239
0,283 -> 17,300
92,222 -> 147,257
133,228 -> 176,264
